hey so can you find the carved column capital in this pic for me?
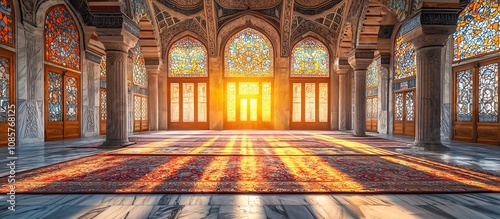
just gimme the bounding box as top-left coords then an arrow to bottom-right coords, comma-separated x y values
348,49 -> 375,70
402,9 -> 459,49
96,28 -> 139,52
334,58 -> 351,75
375,53 -> 391,70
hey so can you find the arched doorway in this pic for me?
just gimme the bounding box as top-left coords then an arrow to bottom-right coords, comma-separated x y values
44,5 -> 81,141
167,36 -> 209,129
290,37 -> 330,130
224,28 -> 273,129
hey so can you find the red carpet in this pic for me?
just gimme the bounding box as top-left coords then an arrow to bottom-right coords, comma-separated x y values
3,133 -> 500,193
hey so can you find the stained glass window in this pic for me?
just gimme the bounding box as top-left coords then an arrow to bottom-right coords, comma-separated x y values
395,93 -> 403,121
48,72 -> 63,122
168,37 -> 208,77
132,44 -> 148,88
405,91 -> 415,121
291,37 -> 329,77
45,5 -> 80,70
478,63 -> 498,122
100,90 -> 106,121
262,82 -> 272,122
238,82 -> 259,95
141,97 -> 148,120
183,83 -> 195,122
65,76 -> 78,121
198,83 -> 207,122
319,83 -> 328,122
224,28 -> 273,77
366,98 -> 373,119
170,83 -> 180,122
100,56 -> 106,79
292,83 -> 302,122
305,83 -> 316,122
394,33 -> 416,80
134,95 -> 141,120
0,0 -> 14,47
226,82 -> 236,122
0,56 -> 10,122
456,69 -> 473,122
366,60 -> 379,88
454,0 -> 500,61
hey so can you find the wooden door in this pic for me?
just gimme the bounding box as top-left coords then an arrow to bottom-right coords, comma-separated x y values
290,81 -> 329,130
0,49 -> 15,145
225,80 -> 273,129
366,97 -> 378,132
133,95 -> 148,132
168,81 -> 209,130
45,66 -> 81,141
394,90 -> 415,136
453,60 -> 500,145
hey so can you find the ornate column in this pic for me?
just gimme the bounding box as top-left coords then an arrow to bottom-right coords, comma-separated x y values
334,58 -> 351,131
158,73 -> 168,130
146,65 -> 161,131
403,9 -> 459,151
348,49 -> 375,136
96,28 -> 139,147
377,53 -> 391,134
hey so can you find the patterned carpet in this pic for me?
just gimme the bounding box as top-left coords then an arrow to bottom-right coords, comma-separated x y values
3,133 -> 500,193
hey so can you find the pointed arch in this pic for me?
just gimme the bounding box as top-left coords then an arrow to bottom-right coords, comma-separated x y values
291,37 -> 329,78
224,28 -> 274,78
168,36 -> 208,77
44,4 -> 81,71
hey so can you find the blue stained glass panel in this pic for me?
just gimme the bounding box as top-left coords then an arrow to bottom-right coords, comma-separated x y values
65,76 -> 78,121
48,71 -> 63,122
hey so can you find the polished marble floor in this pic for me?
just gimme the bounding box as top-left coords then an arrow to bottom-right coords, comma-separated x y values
1,130 -> 500,218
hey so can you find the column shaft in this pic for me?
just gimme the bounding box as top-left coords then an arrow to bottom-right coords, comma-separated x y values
338,74 -> 348,130
158,74 -> 168,130
414,46 -> 445,148
353,70 -> 367,136
103,50 -> 131,146
148,74 -> 159,130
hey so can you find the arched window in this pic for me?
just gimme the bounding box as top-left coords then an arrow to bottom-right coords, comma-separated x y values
168,37 -> 208,77
132,44 -> 148,88
44,5 -> 81,141
167,36 -> 209,129
393,31 -> 416,136
366,60 -> 379,132
44,5 -> 80,70
224,28 -> 274,129
289,37 -> 330,129
0,0 -> 14,47
394,33 -> 416,80
454,0 -> 500,61
291,37 -> 329,77
131,44 -> 148,131
224,28 -> 273,77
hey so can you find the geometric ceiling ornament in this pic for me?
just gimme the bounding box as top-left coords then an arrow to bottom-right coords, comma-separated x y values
215,0 -> 281,9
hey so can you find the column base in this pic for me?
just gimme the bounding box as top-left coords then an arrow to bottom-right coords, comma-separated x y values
99,139 -> 135,148
410,141 -> 450,152
353,133 -> 366,137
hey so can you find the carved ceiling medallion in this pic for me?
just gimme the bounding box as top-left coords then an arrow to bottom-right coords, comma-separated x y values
295,0 -> 332,8
168,0 -> 203,7
215,0 -> 281,9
